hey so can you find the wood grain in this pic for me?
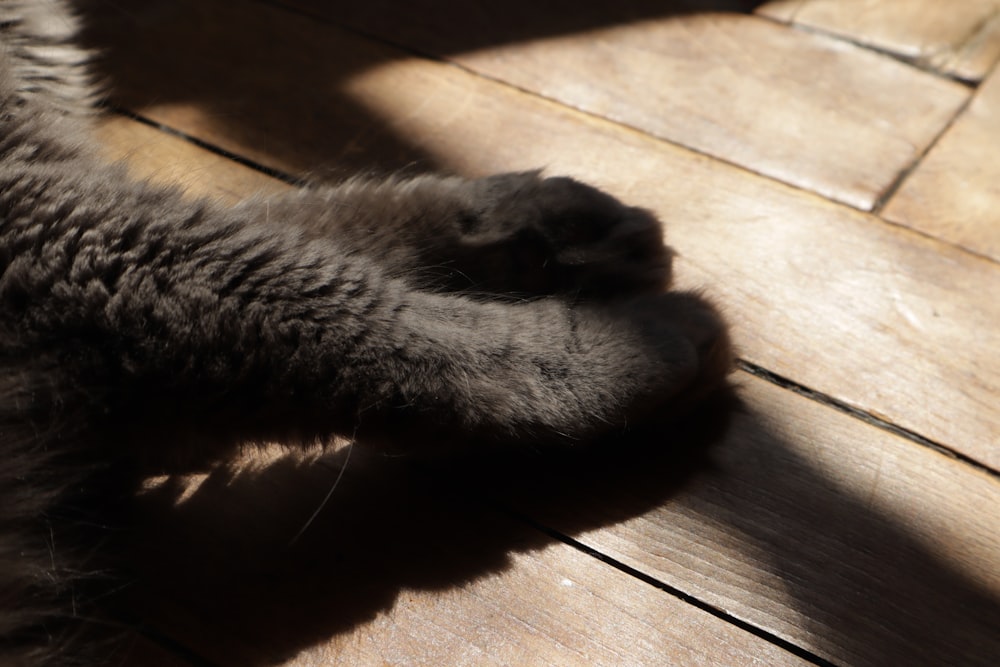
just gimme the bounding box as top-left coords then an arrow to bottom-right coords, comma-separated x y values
79,0 -> 443,179
882,66 -> 1000,263
504,374 -> 1000,667
87,0 -> 1000,468
94,118 -> 286,202
129,484 -> 812,667
283,0 -> 969,211
759,0 -> 1000,82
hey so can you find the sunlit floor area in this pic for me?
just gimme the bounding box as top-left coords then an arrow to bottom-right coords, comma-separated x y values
82,1 -> 999,665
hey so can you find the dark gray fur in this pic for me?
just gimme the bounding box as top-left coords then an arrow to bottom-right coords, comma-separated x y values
0,1 -> 730,664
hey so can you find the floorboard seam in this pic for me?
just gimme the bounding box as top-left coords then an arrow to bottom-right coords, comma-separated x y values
757,15 -> 984,86
872,56 -> 1000,220
503,507 -> 841,667
736,360 -> 1000,480
106,105 -> 305,187
871,94 -> 976,216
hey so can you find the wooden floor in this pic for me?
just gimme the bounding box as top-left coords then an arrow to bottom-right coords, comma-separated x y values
78,1 -> 999,665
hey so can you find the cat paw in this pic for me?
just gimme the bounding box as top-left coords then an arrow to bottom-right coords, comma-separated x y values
459,172 -> 672,297
556,291 -> 732,439
621,291 -> 733,415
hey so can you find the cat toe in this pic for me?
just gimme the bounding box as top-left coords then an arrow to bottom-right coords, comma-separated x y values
654,292 -> 733,407
475,173 -> 674,297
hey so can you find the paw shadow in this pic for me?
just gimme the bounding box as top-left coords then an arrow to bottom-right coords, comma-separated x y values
522,385 -> 1000,667
112,389 -> 738,665
109,381 -> 1000,667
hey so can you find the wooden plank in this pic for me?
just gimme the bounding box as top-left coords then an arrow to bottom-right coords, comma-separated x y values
87,0 -> 1000,468
501,374 -> 1000,667
281,0 -> 969,211
94,117 -> 286,202
79,0 -> 441,179
882,66 -> 1000,263
111,429 -> 808,666
759,0 -> 1000,82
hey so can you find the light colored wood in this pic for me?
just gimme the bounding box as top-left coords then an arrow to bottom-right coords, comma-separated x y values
882,66 -> 1000,262
506,374 -> 1000,667
94,118 -> 286,202
91,0 -> 1000,468
81,0 -> 442,180
759,0 -> 1000,82
283,0 -> 969,211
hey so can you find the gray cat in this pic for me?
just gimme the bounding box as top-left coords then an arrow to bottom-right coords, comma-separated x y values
0,1 -> 730,664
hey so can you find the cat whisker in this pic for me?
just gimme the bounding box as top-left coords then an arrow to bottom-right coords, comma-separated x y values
287,435 -> 355,547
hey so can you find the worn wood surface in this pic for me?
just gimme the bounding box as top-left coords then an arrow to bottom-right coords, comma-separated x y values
114,433 -> 810,667
883,66 -> 1000,262
506,376 -> 1000,667
94,119 -> 285,202
281,0 -> 970,211
759,0 -> 1000,82
77,0 -> 1000,665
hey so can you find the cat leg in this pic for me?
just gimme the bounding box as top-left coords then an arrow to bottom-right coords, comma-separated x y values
2,161 -> 727,462
239,172 -> 672,298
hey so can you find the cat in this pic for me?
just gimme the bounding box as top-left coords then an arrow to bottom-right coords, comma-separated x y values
0,1 -> 731,664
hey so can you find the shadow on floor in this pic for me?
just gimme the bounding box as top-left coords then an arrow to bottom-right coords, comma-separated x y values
76,0 -> 762,179
114,390 -> 737,665
523,389 -> 1000,667
112,385 -> 1000,667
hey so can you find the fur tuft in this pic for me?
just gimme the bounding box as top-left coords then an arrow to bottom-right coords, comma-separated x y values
0,0 -> 98,117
